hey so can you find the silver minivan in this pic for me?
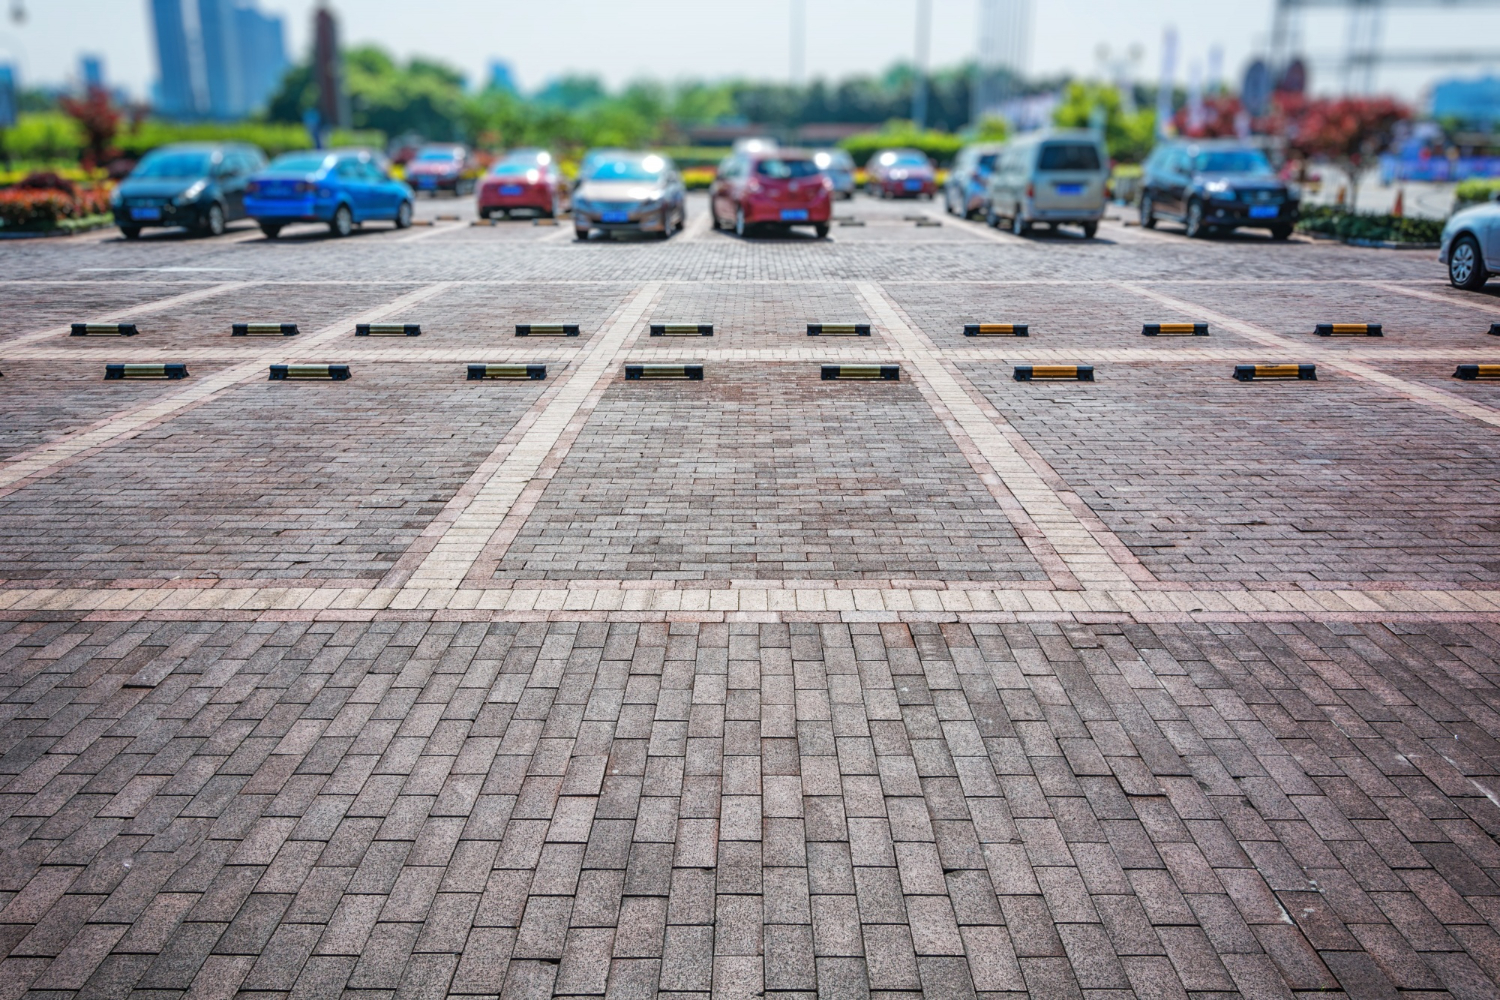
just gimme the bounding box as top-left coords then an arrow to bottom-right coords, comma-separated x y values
984,129 -> 1109,238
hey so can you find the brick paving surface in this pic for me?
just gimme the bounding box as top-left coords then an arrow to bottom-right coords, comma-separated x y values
4,195 -> 1500,997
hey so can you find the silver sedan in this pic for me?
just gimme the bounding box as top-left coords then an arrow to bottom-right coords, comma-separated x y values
572,152 -> 687,240
1441,201 -> 1500,290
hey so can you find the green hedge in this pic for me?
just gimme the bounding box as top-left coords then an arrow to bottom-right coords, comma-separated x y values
1,113 -> 386,163
839,127 -> 964,167
1296,205 -> 1444,245
1455,178 -> 1500,208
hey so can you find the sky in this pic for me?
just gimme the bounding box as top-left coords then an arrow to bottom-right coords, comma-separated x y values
2,0 -> 1498,105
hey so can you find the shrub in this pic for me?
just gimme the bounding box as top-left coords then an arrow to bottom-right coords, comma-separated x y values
1455,178 -> 1500,208
0,173 -> 112,230
840,124 -> 964,167
1296,205 -> 1444,244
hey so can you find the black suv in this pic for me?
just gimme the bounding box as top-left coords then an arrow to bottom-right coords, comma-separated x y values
111,142 -> 267,239
1139,140 -> 1298,240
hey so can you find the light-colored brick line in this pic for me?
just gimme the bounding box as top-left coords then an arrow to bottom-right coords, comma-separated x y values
0,282 -> 457,494
1119,281 -> 1500,430
397,283 -> 663,592
1,280 -> 262,350
4,584 -> 1498,624
857,280 -> 1142,591
1365,279 -> 1500,316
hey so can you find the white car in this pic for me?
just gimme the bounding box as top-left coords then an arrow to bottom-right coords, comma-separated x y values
1440,202 -> 1500,290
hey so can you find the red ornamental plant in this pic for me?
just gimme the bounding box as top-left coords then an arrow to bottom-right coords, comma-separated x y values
59,87 -> 123,170
1282,96 -> 1409,210
1173,95 -> 1245,139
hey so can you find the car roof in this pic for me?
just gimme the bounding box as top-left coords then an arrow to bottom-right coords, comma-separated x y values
145,142 -> 253,155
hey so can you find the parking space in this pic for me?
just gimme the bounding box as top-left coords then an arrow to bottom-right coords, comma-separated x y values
492,363 -> 1043,581
0,366 -> 547,583
647,281 -> 885,350
348,280 -> 638,350
0,281 -> 196,343
964,359 -> 1500,584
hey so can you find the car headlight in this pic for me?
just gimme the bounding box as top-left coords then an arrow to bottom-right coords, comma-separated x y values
109,188 -> 123,207
173,180 -> 207,206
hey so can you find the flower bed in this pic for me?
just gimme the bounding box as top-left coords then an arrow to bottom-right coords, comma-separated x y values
1295,205 -> 1443,247
0,181 -> 114,232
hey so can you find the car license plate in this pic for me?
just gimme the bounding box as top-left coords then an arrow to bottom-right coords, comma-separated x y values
780,209 -> 809,221
417,176 -> 436,188
500,185 -> 524,196
1055,183 -> 1084,195
904,180 -> 922,191
1249,205 -> 1279,219
602,211 -> 630,223
131,207 -> 161,221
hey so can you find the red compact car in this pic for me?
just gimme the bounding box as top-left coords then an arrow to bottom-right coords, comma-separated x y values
709,149 -> 833,238
867,148 -> 937,199
477,149 -> 570,219
404,143 -> 474,195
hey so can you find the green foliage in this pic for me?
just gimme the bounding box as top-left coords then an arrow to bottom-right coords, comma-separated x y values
971,116 -> 1010,143
1052,82 -> 1155,163
3,113 -> 86,161
1455,178 -> 1500,207
1296,205 -> 1443,245
839,122 -> 965,167
265,45 -> 468,140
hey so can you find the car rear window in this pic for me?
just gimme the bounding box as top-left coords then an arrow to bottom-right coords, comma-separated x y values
1192,150 -> 1273,174
977,154 -> 997,172
755,159 -> 821,179
269,153 -> 333,173
1037,143 -> 1102,172
132,153 -> 212,179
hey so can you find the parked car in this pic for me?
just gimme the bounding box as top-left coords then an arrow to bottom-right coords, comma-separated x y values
1139,139 -> 1299,239
1441,202 -> 1500,290
866,148 -> 937,199
404,143 -> 474,195
478,149 -> 569,219
944,142 -> 1003,218
813,149 -> 856,199
245,148 -> 414,238
710,149 -> 833,238
985,130 -> 1108,238
111,142 -> 266,239
572,151 -> 687,239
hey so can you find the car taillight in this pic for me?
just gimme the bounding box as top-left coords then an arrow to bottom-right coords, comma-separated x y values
1026,183 -> 1034,199
526,170 -> 540,184
296,181 -> 315,195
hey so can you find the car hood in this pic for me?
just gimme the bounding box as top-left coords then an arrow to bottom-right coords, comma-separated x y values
118,178 -> 207,198
1192,172 -> 1285,189
1445,202 -> 1500,236
576,180 -> 666,202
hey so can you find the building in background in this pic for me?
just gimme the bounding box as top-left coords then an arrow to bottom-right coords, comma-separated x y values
1431,75 -> 1500,130
487,59 -> 517,94
79,54 -> 104,91
148,0 -> 288,119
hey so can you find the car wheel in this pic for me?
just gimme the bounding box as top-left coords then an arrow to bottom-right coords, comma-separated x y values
574,224 -> 590,241
395,200 -> 413,229
549,193 -> 561,219
199,203 -> 226,237
120,225 -> 141,240
814,223 -> 829,239
735,206 -> 748,238
709,203 -> 722,230
1140,194 -> 1157,229
1011,212 -> 1029,237
330,204 -> 354,237
985,203 -> 999,228
1184,200 -> 1206,238
1082,221 -> 1098,239
259,223 -> 281,238
1449,234 -> 1488,290
1269,224 -> 1292,241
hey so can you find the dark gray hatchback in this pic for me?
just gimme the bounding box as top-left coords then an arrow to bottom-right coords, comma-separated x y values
111,142 -> 268,239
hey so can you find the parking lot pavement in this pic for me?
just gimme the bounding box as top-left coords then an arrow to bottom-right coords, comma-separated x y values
4,191 -> 1500,999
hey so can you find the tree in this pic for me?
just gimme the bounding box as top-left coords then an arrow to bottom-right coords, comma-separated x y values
264,45 -> 468,141
1052,82 -> 1155,163
58,87 -> 120,169
1172,95 -> 1244,139
1282,96 -> 1408,211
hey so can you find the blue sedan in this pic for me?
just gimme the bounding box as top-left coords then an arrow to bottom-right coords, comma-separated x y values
245,148 -> 414,238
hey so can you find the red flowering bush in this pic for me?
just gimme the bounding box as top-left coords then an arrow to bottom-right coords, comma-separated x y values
0,174 -> 113,229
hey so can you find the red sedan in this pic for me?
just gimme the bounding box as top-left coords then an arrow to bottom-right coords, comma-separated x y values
709,149 -> 832,238
477,150 -> 570,219
866,148 -> 937,199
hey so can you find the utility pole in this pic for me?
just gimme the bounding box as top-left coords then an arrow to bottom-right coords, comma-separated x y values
911,0 -> 931,127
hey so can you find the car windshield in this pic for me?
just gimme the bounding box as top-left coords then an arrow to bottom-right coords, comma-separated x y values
756,158 -> 821,179
489,161 -> 536,176
813,151 -> 852,170
1037,143 -> 1102,171
417,149 -> 460,161
976,153 -> 998,172
881,152 -> 928,167
268,153 -> 333,173
1193,149 -> 1273,174
132,153 -> 212,179
585,155 -> 666,181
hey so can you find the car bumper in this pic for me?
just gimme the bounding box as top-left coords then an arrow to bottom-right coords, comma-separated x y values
1205,201 -> 1298,227
1028,206 -> 1106,223
881,180 -> 936,196
113,203 -> 208,228
479,190 -> 553,210
742,201 -> 832,224
409,174 -> 461,191
245,197 -> 337,222
576,207 -> 673,231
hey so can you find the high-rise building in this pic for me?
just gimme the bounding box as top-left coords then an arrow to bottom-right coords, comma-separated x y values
80,55 -> 104,91
148,0 -> 288,119
488,60 -> 517,94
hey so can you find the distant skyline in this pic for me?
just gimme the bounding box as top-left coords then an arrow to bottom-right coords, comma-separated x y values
2,0 -> 1498,106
